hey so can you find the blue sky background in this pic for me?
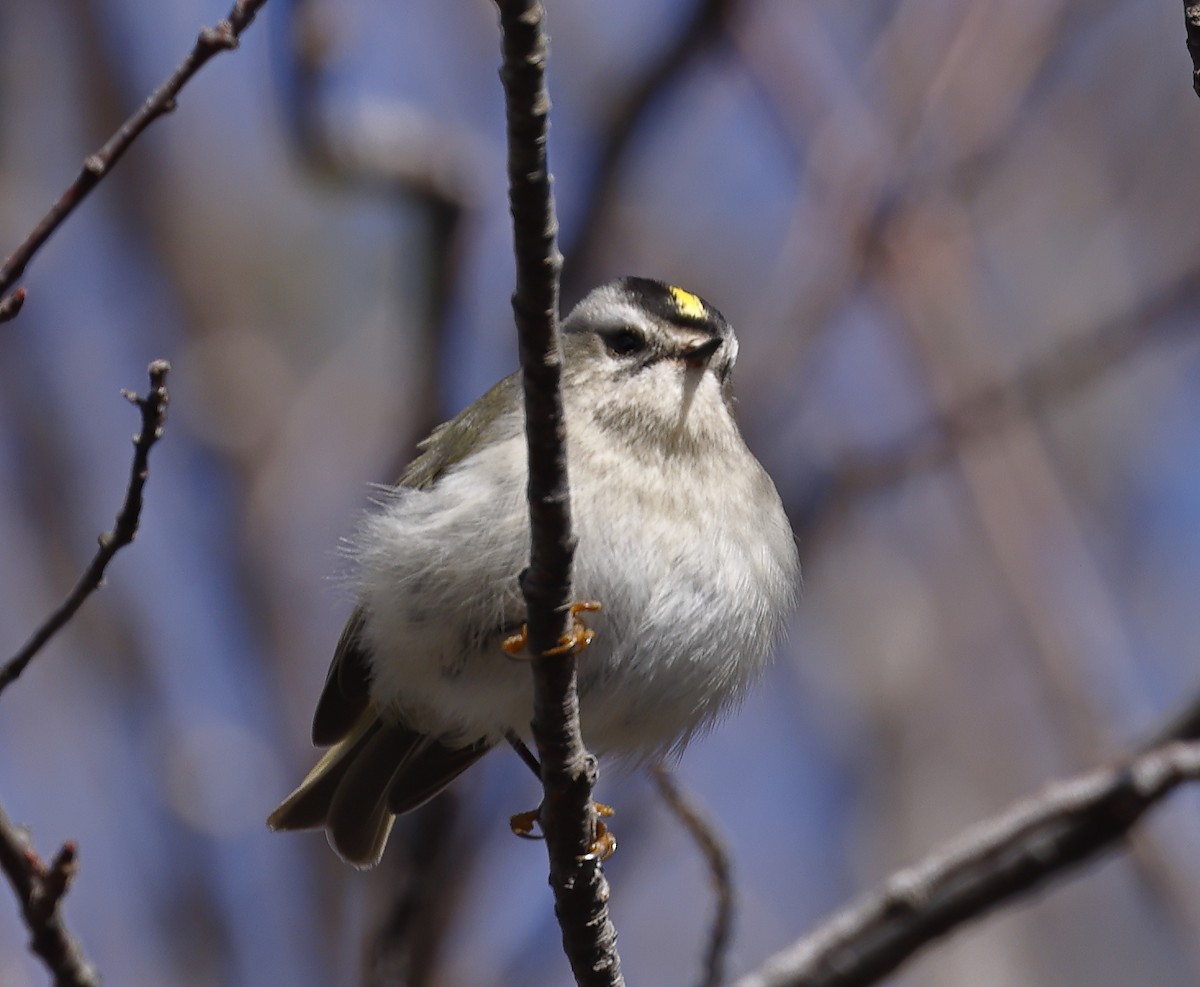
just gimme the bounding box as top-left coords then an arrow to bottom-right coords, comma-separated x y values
3,1 -> 1200,985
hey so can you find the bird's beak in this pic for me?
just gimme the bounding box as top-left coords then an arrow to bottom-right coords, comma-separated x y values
681,336 -> 722,370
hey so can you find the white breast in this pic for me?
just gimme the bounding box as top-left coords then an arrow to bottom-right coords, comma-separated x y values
567,395 -> 798,756
352,372 -> 798,758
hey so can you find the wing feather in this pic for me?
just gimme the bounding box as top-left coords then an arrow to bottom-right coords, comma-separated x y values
273,374 -> 520,863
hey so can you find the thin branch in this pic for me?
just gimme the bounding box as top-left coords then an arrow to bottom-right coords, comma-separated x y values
0,806 -> 100,987
0,287 -> 26,324
750,268 -> 1200,987
651,766 -> 734,987
494,2 -> 625,985
1143,688 -> 1200,750
0,360 -> 170,698
735,739 -> 1200,987
1184,2 -> 1200,98
0,0 -> 269,317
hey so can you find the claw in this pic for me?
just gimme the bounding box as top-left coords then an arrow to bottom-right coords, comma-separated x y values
501,625 -> 529,656
501,601 -> 602,659
586,818 -> 617,861
508,800 -> 617,860
543,600 -> 602,656
510,808 -> 541,840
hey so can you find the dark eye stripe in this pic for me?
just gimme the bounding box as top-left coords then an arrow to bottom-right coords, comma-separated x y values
600,328 -> 645,357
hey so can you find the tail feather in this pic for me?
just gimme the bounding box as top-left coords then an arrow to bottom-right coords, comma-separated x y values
268,714 -> 494,868
387,737 -> 492,815
267,715 -> 379,833
327,722 -> 424,866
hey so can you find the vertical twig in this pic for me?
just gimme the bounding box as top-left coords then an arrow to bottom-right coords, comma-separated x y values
0,360 -> 171,698
494,2 -> 625,985
0,361 -> 171,986
0,808 -> 100,987
1184,2 -> 1200,98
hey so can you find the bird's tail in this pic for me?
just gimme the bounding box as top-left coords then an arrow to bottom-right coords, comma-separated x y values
268,715 -> 491,867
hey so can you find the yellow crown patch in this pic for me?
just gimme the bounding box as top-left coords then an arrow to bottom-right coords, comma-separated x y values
667,285 -> 707,320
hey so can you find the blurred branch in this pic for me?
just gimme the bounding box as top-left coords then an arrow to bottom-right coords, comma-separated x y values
0,360 -> 170,698
278,0 -> 486,475
0,287 -> 26,324
1145,689 -> 1200,749
0,0 -> 268,318
562,0 -> 736,298
0,808 -> 99,987
736,739 -> 1200,987
495,2 -> 624,985
793,266 -> 1200,544
281,0 -> 485,210
651,767 -> 734,987
1184,2 -> 1200,98
361,796 -> 473,987
291,2 -> 469,435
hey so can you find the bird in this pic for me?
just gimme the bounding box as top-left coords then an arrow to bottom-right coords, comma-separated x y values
268,277 -> 799,867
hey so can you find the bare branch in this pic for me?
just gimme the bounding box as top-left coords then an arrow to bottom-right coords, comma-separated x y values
0,287 -> 26,324
0,807 -> 100,987
736,740 -> 1200,987
0,360 -> 170,698
651,766 -> 734,987
494,2 -> 624,985
1184,2 -> 1200,98
0,0 -> 269,318
1144,688 -> 1200,749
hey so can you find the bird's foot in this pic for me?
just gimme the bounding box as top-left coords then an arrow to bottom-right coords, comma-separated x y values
509,800 -> 617,860
502,601 -> 602,659
545,600 -> 602,656
509,807 -> 540,839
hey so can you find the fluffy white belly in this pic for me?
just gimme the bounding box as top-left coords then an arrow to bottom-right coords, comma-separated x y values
353,421 -> 797,758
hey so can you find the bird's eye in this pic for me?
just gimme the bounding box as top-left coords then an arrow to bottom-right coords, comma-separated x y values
600,328 -> 645,357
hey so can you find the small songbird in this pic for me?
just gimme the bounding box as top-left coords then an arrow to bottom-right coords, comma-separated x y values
268,277 -> 799,866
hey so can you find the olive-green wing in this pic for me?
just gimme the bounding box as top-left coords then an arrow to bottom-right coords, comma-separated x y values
311,607 -> 372,746
399,371 -> 523,490
271,373 -> 522,863
308,370 -> 522,746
